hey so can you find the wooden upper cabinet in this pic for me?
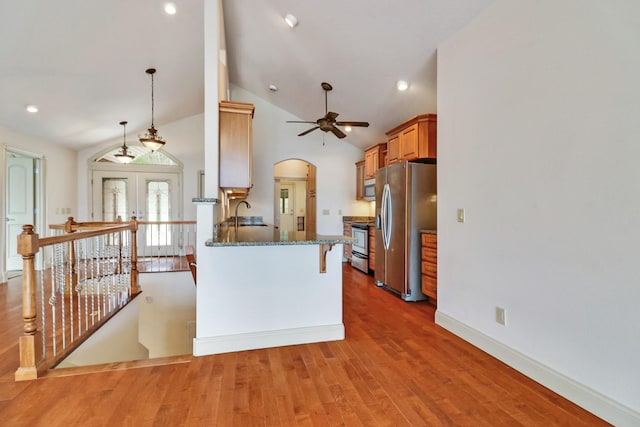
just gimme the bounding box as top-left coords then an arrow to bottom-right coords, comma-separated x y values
385,114 -> 437,164
355,160 -> 365,200
386,135 -> 401,164
219,100 -> 255,192
364,142 -> 387,179
400,124 -> 419,159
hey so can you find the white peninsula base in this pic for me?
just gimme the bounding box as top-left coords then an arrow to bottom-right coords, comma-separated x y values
193,242 -> 345,356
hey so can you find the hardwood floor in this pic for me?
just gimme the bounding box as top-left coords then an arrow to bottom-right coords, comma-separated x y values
0,265 -> 609,426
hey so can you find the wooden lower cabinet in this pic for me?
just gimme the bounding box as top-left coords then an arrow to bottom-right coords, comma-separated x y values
343,223 -> 352,262
421,232 -> 437,303
368,225 -> 375,271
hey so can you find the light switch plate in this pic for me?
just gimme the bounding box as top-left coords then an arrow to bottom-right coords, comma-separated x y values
457,208 -> 465,223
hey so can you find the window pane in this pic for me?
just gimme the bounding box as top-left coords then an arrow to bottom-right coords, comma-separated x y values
146,180 -> 171,246
102,178 -> 128,221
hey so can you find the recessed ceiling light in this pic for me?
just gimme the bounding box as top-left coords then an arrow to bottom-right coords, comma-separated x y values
344,126 -> 352,132
26,105 -> 38,113
284,14 -> 298,28
269,84 -> 278,92
397,80 -> 409,91
164,3 -> 177,15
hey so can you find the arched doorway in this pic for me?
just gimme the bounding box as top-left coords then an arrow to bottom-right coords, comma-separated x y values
273,159 -> 316,234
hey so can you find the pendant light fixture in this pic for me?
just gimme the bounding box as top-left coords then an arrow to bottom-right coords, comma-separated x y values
115,121 -> 135,163
139,68 -> 166,151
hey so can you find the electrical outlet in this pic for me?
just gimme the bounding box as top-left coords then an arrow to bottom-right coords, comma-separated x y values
457,208 -> 465,223
495,307 -> 506,325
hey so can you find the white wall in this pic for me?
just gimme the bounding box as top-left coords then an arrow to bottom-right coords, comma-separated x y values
437,0 -> 640,423
56,298 -> 149,368
228,85 -> 370,234
76,113 -> 204,221
1,124 -> 77,226
139,271 -> 196,358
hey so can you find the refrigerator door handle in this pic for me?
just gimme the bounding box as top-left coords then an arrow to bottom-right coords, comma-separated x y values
382,184 -> 391,251
385,184 -> 392,249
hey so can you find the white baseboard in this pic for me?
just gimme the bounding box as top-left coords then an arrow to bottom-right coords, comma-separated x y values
435,310 -> 640,427
193,324 -> 345,356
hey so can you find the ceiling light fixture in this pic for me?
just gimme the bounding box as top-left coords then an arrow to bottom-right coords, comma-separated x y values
139,68 -> 166,151
164,3 -> 177,15
26,105 -> 38,113
269,84 -> 278,92
115,121 -> 135,164
397,80 -> 409,91
284,14 -> 298,28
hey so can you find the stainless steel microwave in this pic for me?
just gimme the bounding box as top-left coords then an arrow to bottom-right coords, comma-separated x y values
363,178 -> 375,201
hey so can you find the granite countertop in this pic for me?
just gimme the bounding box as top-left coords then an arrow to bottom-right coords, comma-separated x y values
206,225 -> 355,247
420,229 -> 437,234
343,216 -> 375,225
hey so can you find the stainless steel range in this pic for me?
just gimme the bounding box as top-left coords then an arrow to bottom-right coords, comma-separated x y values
351,223 -> 369,273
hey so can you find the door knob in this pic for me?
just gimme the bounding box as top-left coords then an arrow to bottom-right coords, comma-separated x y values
5,217 -> 14,222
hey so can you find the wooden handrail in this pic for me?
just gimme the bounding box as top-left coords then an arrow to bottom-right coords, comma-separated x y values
40,224 -> 133,247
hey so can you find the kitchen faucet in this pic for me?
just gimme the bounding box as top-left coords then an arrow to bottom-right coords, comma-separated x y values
234,200 -> 251,230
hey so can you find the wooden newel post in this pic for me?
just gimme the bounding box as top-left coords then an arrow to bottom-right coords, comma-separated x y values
130,216 -> 139,294
15,225 -> 43,381
64,217 -> 77,295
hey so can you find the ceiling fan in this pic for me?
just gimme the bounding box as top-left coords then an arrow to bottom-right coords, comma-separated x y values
287,82 -> 369,139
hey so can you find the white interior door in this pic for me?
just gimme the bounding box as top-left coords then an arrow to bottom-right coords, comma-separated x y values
6,155 -> 35,271
279,183 -> 295,232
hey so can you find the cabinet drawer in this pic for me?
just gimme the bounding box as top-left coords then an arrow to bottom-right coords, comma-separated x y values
422,274 -> 437,292
421,247 -> 437,261
421,233 -> 437,247
421,260 -> 437,275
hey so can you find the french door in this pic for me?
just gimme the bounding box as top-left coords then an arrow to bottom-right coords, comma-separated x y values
92,171 -> 180,255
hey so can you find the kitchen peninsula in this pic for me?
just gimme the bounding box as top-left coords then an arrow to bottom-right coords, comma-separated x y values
193,225 -> 352,356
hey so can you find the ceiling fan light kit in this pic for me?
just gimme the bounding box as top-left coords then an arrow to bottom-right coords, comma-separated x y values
286,81 -> 369,139
139,68 -> 166,151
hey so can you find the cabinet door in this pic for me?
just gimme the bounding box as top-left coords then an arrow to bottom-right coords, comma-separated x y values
343,223 -> 352,261
387,136 -> 400,164
219,102 -> 254,189
400,123 -> 419,160
368,226 -> 375,271
356,161 -> 365,200
364,149 -> 378,179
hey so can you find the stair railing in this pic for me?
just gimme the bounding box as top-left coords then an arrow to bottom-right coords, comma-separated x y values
14,219 -> 138,381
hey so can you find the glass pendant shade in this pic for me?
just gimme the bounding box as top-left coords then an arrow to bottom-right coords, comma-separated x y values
139,68 -> 166,151
115,121 -> 135,163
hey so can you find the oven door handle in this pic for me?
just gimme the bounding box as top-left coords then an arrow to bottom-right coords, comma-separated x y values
352,251 -> 368,259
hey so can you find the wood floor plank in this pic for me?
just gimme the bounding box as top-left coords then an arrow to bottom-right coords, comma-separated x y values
0,267 -> 612,426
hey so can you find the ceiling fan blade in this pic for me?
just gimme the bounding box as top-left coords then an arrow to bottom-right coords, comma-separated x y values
325,111 -> 339,121
329,126 -> 347,139
287,120 -> 316,124
335,121 -> 369,127
298,126 -> 320,136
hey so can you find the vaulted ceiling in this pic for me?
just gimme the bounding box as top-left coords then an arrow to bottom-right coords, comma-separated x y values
0,0 -> 490,151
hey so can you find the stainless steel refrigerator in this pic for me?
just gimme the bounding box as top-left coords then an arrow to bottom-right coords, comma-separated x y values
375,161 -> 437,301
